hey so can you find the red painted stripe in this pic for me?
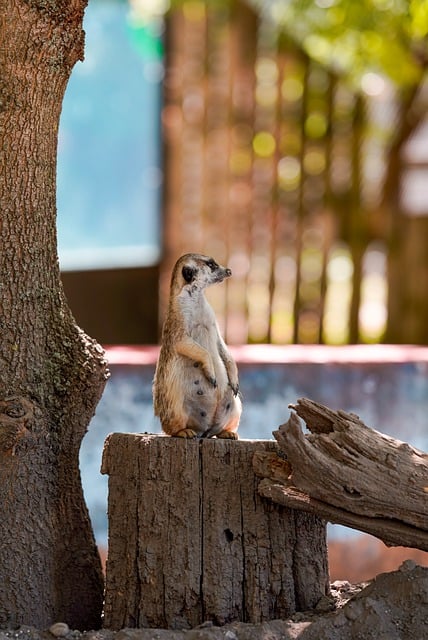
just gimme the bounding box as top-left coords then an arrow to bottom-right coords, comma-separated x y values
103,344 -> 428,366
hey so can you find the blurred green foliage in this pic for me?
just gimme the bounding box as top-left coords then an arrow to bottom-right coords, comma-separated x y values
167,0 -> 428,86
253,0 -> 428,87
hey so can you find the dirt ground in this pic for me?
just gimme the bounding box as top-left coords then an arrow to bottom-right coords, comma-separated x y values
1,561 -> 427,640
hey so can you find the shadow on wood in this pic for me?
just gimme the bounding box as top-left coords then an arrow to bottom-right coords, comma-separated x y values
101,435 -> 329,630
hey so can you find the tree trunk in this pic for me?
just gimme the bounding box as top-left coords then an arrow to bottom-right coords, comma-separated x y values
385,215 -> 428,344
0,0 -> 107,629
254,398 -> 428,551
380,83 -> 428,344
101,434 -> 329,630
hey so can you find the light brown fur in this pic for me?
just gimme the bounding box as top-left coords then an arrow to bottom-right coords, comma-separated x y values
153,253 -> 242,438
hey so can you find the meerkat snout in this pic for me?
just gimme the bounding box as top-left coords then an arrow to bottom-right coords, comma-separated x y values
153,253 -> 242,439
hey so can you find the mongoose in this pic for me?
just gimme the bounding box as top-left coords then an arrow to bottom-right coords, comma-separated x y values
153,253 -> 242,438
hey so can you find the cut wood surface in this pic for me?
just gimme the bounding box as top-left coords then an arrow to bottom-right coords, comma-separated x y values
254,398 -> 428,551
101,434 -> 329,630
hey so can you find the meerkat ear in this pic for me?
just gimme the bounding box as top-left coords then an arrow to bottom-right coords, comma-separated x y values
182,265 -> 196,283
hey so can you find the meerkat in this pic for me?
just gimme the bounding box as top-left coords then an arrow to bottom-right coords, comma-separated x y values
153,253 -> 242,439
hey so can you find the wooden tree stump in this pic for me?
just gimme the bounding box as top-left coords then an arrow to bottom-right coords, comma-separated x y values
101,434 -> 329,630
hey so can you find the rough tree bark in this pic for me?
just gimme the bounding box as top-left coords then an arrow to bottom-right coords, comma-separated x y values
254,398 -> 428,551
0,0 -> 108,630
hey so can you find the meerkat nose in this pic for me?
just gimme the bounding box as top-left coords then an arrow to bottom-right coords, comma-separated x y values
226,268 -> 232,276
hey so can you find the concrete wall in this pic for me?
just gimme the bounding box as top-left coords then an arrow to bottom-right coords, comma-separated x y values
81,345 -> 428,545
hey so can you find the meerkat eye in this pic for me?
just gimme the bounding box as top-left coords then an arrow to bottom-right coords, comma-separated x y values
206,259 -> 217,271
182,265 -> 196,283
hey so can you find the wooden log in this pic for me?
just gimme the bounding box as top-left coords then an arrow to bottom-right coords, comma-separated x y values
254,398 -> 428,551
101,434 -> 329,630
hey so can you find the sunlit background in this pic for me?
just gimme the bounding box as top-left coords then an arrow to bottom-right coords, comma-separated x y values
58,0 -> 428,348
58,0 -> 428,583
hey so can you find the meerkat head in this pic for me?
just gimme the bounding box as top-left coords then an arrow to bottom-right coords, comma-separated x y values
171,253 -> 232,295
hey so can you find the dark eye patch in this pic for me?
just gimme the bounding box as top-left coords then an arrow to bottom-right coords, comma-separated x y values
206,259 -> 217,271
182,265 -> 196,283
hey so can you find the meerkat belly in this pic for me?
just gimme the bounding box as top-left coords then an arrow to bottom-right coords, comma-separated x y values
191,322 -> 229,390
182,325 -> 230,434
182,360 -> 233,435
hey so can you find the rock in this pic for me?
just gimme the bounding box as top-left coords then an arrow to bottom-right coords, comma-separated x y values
48,624 -> 69,638
298,563 -> 428,640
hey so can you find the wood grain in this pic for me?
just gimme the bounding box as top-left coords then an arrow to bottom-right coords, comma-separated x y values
101,434 -> 329,630
254,398 -> 428,551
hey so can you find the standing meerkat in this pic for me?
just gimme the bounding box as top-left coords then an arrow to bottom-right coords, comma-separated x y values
153,253 -> 242,438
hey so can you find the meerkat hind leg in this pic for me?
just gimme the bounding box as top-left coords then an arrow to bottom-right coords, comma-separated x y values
174,428 -> 198,438
216,429 -> 239,440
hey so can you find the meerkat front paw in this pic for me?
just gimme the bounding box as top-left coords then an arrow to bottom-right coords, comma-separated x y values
216,430 -> 239,440
229,381 -> 240,396
175,428 -> 198,438
203,369 -> 217,387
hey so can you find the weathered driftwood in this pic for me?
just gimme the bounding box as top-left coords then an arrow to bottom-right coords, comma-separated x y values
254,398 -> 428,551
101,434 -> 329,630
